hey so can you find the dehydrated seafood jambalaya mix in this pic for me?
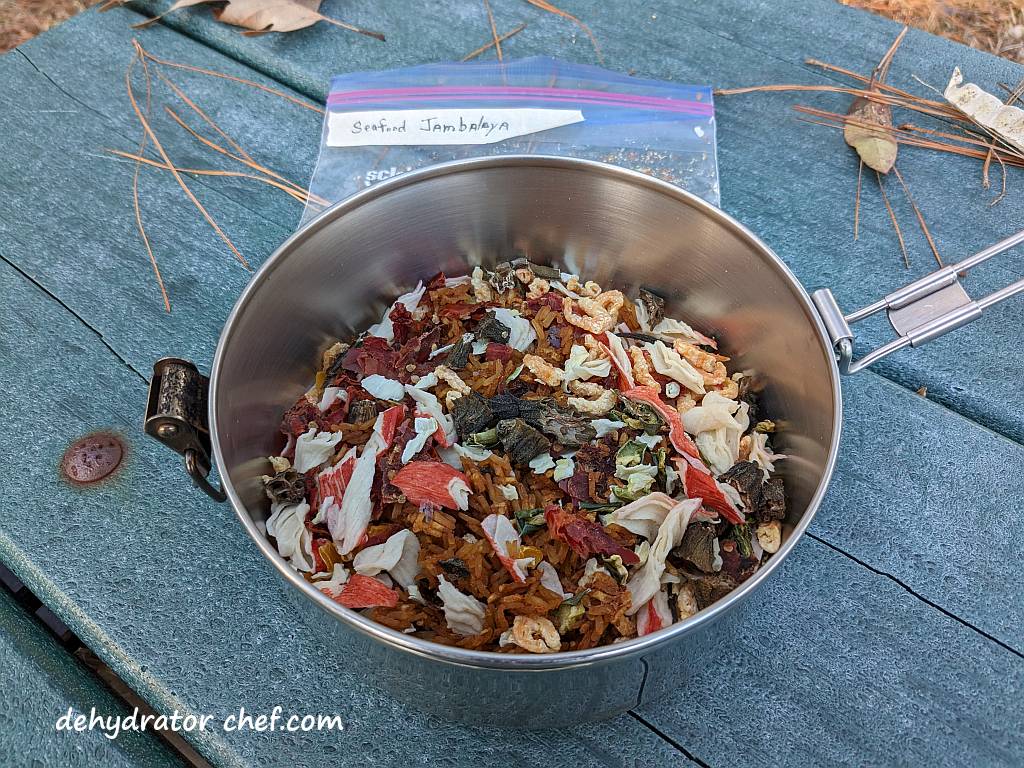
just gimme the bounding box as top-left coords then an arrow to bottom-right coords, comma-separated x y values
262,261 -> 786,653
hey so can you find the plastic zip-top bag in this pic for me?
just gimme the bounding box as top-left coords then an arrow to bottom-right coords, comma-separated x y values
303,57 -> 718,223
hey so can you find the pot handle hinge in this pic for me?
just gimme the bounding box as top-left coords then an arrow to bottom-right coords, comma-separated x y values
812,228 -> 1024,375
144,357 -> 227,502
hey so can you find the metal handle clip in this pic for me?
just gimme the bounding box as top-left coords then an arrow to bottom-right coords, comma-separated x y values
144,357 -> 226,502
812,228 -> 1024,375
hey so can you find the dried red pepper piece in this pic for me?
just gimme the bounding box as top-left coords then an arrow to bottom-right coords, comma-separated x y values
680,459 -> 745,524
388,302 -> 415,345
341,336 -> 397,377
327,574 -> 399,609
484,343 -> 514,362
525,292 -> 564,314
545,505 -> 640,564
280,397 -> 320,438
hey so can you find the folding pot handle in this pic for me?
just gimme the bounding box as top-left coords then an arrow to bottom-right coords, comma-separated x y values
144,357 -> 226,502
812,228 -> 1024,375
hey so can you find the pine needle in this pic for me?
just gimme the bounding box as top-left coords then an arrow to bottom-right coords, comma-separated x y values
131,53 -> 170,313
854,159 -> 863,241
525,0 -> 602,62
127,43 -> 249,269
482,0 -> 503,61
892,165 -> 942,266
463,23 -> 527,61
876,170 -> 910,268
133,40 -> 323,114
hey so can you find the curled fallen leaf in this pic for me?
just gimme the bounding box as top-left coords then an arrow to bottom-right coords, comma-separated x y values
120,0 -> 384,39
843,26 -> 907,174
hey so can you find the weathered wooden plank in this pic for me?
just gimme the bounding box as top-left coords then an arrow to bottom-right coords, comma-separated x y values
2,254 -> 1021,766
129,0 -> 1024,443
636,535 -> 1024,767
0,258 -> 695,765
0,588 -> 182,768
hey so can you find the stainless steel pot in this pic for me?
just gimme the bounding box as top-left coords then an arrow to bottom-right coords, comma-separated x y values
145,156 -> 1024,727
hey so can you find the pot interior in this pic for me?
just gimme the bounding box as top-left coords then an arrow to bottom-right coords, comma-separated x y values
212,157 -> 840,603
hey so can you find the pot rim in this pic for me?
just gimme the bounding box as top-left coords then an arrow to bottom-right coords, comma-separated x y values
210,155 -> 843,671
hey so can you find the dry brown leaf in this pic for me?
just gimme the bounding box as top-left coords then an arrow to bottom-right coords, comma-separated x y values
843,26 -> 907,173
129,0 -> 384,39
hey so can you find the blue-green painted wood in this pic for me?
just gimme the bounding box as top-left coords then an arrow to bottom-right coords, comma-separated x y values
0,589 -> 182,768
0,255 -> 696,766
130,0 -> 1024,444
1,5 -> 1023,765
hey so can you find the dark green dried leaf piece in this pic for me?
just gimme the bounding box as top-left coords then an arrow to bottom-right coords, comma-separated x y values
468,427 -> 499,447
732,523 -> 753,558
495,418 -> 551,465
531,402 -> 596,447
451,393 -> 493,440
675,524 -> 719,573
263,469 -> 306,504
444,336 -> 471,370
638,288 -> 665,328
718,461 -> 762,506
760,477 -> 786,522
514,507 -> 546,537
439,558 -> 470,580
475,311 -> 511,344
616,397 -> 664,434
346,399 -> 378,424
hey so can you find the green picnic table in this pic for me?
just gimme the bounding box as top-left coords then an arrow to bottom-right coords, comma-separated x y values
1,1 -> 1022,766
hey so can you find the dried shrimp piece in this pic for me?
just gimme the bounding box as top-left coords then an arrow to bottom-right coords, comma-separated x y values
567,381 -> 618,416
526,277 -> 550,299
523,353 -> 565,387
502,615 -> 561,653
471,266 -> 492,302
673,340 -> 728,386
628,346 -> 660,392
434,365 -> 471,395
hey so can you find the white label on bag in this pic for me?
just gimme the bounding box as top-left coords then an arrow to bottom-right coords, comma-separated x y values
326,108 -> 584,147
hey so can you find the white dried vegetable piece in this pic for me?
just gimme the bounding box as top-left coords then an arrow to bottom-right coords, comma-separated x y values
367,281 -> 425,342
635,433 -> 663,451
361,374 -> 405,401
652,317 -> 717,348
646,340 -> 705,395
665,381 -> 681,399
454,442 -> 493,462
471,266 -> 493,302
591,418 -> 626,437
497,483 -> 520,500
945,68 -> 1024,154
748,431 -> 786,479
529,452 -> 556,474
756,520 -> 782,554
353,529 -> 421,588
608,492 -> 676,541
682,392 -> 749,475
552,457 -> 576,482
293,427 -> 344,473
492,308 -> 537,351
561,343 -> 611,390
401,417 -> 438,464
626,498 -> 702,613
404,384 -> 456,446
317,386 -> 346,412
603,332 -> 635,388
537,561 -> 570,599
330,414 -> 388,554
266,500 -> 314,572
312,564 -> 350,594
579,557 -> 601,588
437,575 -> 486,636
